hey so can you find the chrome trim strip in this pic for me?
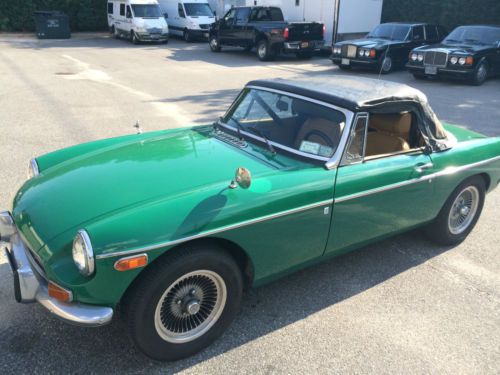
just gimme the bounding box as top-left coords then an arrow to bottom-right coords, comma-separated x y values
96,199 -> 334,259
335,155 -> 500,203
244,85 -> 355,170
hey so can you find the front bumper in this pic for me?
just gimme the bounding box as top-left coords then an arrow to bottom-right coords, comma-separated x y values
0,211 -> 113,327
331,55 -> 379,69
136,32 -> 169,42
406,63 -> 475,80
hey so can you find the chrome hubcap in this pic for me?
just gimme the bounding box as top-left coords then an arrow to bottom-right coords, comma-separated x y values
258,45 -> 266,58
448,186 -> 479,235
210,38 -> 217,48
154,270 -> 227,343
382,57 -> 392,71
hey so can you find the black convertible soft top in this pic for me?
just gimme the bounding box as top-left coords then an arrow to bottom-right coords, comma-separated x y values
247,76 -> 450,148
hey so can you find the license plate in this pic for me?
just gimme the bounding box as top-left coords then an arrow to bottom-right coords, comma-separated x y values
341,58 -> 350,66
425,66 -> 438,75
151,35 -> 159,39
301,41 -> 309,48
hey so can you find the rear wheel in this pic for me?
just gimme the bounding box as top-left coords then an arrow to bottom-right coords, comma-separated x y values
470,61 -> 488,86
257,39 -> 274,61
209,34 -> 221,52
123,244 -> 243,361
424,176 -> 485,246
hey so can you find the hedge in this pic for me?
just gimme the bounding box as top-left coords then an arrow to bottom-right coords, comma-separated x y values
382,0 -> 500,32
0,0 -> 108,32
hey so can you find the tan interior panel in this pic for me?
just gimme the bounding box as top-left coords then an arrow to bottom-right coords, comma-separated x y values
365,113 -> 412,157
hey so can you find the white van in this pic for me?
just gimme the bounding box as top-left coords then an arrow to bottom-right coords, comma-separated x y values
107,0 -> 169,44
158,0 -> 215,42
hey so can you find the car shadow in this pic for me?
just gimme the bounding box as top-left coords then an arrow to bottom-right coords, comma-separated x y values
0,230 -> 454,373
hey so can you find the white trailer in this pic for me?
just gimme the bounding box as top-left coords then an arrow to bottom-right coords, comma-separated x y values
213,0 -> 383,47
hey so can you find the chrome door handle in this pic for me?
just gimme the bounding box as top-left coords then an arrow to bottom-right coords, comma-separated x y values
415,162 -> 433,173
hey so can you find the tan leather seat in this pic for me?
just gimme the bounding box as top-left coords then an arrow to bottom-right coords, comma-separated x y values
365,113 -> 412,157
294,117 -> 342,149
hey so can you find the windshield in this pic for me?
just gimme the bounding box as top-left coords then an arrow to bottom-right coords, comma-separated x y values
221,88 -> 346,159
131,4 -> 162,18
368,24 -> 410,41
444,26 -> 500,45
184,3 -> 213,17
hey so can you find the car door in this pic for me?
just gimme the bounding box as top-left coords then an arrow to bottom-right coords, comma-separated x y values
173,2 -> 186,36
325,112 -> 436,255
218,8 -> 236,44
233,7 -> 251,46
124,5 -> 133,34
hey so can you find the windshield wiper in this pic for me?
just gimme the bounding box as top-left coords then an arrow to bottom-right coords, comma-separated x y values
444,38 -> 461,43
247,127 -> 276,154
464,38 -> 485,45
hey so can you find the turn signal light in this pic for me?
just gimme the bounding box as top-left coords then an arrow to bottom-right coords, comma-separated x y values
283,27 -> 289,39
465,56 -> 473,65
369,49 -> 376,57
114,254 -> 148,272
48,281 -> 73,303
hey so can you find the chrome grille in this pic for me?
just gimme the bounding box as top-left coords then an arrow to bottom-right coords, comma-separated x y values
147,27 -> 162,34
424,51 -> 448,67
346,45 -> 357,58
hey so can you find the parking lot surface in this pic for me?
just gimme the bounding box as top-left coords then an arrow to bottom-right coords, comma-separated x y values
0,34 -> 499,374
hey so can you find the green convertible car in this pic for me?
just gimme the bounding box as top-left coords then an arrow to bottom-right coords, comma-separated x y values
1,77 -> 499,360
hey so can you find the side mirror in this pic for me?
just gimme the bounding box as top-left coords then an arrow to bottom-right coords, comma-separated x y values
229,167 -> 252,189
126,11 -> 132,19
213,10 -> 217,16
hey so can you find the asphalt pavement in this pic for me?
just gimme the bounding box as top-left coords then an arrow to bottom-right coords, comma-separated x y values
0,33 -> 499,374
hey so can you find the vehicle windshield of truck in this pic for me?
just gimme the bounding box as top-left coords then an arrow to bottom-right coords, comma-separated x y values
250,7 -> 284,22
131,4 -> 162,18
221,88 -> 346,160
367,24 -> 410,41
443,26 -> 500,45
184,3 -> 213,17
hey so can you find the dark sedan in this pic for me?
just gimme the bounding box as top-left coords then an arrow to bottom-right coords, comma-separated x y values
406,25 -> 500,85
331,23 -> 447,74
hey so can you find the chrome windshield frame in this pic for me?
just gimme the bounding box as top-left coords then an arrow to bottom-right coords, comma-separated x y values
221,85 -> 355,169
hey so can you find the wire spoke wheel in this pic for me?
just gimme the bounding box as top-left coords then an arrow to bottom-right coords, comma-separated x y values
448,186 -> 479,235
154,270 -> 227,343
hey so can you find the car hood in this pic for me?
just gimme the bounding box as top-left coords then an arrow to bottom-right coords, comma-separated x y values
337,38 -> 392,49
134,17 -> 167,29
12,127 -> 284,251
414,42 -> 491,54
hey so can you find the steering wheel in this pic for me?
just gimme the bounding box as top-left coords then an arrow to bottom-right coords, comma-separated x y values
303,130 -> 335,148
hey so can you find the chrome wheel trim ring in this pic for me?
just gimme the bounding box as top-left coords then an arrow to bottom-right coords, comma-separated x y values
258,43 -> 266,58
210,37 -> 218,49
448,186 -> 479,235
476,65 -> 487,82
382,56 -> 392,72
154,270 -> 227,344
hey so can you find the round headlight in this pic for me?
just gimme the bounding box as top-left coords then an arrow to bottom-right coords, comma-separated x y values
417,54 -> 424,62
458,57 -> 466,65
410,53 -> 417,61
359,49 -> 364,57
336,47 -> 341,54
27,158 -> 39,179
450,56 -> 458,64
72,230 -> 95,276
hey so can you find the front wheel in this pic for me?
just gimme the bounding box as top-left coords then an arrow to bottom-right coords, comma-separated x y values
123,244 -> 243,361
424,176 -> 485,246
183,29 -> 192,43
209,35 -> 221,52
470,61 -> 488,86
131,31 -> 139,45
379,55 -> 393,74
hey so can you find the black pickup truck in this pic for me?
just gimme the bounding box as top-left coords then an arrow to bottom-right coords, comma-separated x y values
209,6 -> 324,61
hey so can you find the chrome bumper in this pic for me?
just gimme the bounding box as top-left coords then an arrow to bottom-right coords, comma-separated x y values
0,211 -> 113,327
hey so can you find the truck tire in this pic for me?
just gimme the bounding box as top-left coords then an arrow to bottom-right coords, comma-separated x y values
209,35 -> 221,52
257,39 -> 274,61
123,244 -> 243,361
